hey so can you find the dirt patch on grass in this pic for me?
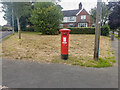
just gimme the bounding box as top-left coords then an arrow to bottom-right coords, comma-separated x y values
2,33 -> 114,65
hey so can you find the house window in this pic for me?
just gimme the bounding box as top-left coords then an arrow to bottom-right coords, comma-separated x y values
78,23 -> 88,27
81,15 -> 86,19
69,17 -> 75,21
63,17 -> 67,22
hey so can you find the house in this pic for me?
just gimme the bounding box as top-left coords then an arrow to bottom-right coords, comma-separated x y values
61,2 -> 91,28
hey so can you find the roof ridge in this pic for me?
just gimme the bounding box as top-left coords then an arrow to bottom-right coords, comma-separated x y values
62,9 -> 79,11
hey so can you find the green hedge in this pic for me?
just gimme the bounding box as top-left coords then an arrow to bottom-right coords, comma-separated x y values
59,25 -> 110,36
24,27 -> 35,32
68,27 -> 95,34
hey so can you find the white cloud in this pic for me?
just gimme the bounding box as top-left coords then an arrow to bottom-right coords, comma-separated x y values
59,0 -> 110,12
0,3 -> 7,26
59,0 -> 97,12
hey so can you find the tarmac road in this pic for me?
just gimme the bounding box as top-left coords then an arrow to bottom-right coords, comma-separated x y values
0,31 -> 12,40
0,31 -> 12,89
2,59 -> 118,88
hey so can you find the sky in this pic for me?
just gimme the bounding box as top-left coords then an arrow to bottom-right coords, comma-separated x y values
59,0 -> 97,11
0,3 -> 7,26
0,0 -> 109,26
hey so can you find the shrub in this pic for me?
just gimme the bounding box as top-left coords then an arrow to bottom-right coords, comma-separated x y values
59,25 -> 110,36
30,2 -> 63,35
25,27 -> 35,32
101,25 -> 110,36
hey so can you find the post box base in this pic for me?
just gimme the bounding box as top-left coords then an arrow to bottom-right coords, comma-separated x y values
61,54 -> 68,60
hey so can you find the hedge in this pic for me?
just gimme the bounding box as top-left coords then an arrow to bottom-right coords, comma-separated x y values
68,27 -> 95,34
59,25 -> 110,36
24,27 -> 35,32
101,25 -> 110,36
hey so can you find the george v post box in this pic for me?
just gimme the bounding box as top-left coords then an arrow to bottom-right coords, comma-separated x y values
59,29 -> 71,60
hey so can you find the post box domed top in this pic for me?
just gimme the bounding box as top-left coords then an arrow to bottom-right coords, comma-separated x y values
59,28 -> 71,32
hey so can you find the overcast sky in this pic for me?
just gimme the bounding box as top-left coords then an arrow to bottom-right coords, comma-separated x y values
0,0 -> 109,26
0,3 -> 7,26
59,0 -> 97,11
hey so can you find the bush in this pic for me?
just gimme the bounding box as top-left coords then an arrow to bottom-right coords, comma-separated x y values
101,25 -> 110,36
30,2 -> 63,35
25,27 -> 35,32
59,25 -> 110,36
35,27 -> 59,35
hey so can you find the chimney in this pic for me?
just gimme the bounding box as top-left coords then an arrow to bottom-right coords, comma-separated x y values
79,2 -> 82,10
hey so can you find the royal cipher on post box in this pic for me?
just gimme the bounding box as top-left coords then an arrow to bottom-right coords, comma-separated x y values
59,29 -> 71,60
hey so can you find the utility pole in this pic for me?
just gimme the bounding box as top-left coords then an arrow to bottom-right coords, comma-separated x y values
94,0 -> 102,61
11,2 -> 14,35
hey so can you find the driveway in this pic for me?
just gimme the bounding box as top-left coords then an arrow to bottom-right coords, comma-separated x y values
2,36 -> 118,88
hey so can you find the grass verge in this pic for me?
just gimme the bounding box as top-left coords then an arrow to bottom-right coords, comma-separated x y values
114,34 -> 120,40
52,56 -> 116,68
4,34 -> 14,40
2,32 -> 116,68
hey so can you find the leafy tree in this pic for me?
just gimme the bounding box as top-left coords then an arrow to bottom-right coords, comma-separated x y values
89,7 -> 96,24
2,2 -> 31,39
108,1 -> 120,30
2,2 -> 12,26
107,1 -> 120,40
30,2 -> 63,35
90,2 -> 111,26
12,2 -> 31,39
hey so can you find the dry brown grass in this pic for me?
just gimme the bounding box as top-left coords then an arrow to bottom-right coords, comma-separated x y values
2,33 -> 114,63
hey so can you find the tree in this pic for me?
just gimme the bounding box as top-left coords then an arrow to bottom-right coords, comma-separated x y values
12,2 -> 31,39
30,2 -> 63,35
108,1 -> 120,30
108,1 -> 120,40
90,7 -> 97,24
2,2 -> 12,26
2,2 -> 31,39
90,2 -> 111,26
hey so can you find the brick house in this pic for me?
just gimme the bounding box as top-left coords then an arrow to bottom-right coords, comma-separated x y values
61,2 -> 91,28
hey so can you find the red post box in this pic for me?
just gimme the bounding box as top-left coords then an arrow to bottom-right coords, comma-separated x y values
59,29 -> 71,60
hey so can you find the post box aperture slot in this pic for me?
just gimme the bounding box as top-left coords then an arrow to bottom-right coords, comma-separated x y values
62,33 -> 67,36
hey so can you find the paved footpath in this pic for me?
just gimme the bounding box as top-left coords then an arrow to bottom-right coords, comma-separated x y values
0,31 -> 12,39
2,38 -> 118,88
0,31 -> 12,43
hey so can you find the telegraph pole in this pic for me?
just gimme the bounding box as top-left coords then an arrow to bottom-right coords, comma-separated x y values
11,2 -> 14,35
94,0 -> 102,60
